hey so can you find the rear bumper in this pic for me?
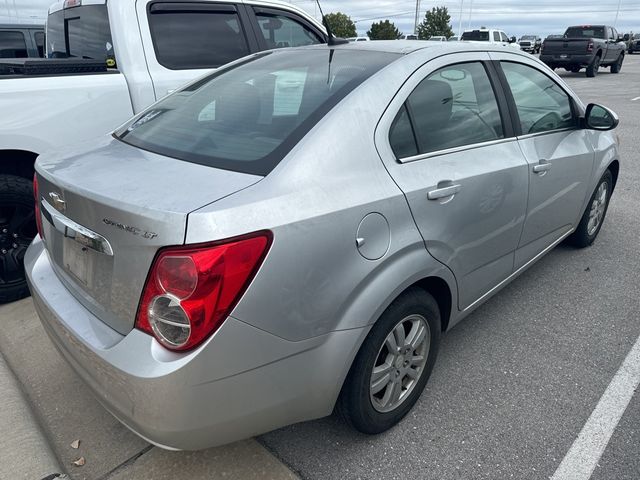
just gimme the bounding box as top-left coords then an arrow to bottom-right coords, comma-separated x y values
26,238 -> 367,450
540,53 -> 593,66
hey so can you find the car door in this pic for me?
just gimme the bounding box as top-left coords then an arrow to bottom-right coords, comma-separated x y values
490,53 -> 595,269
136,0 -> 260,101
375,53 -> 529,310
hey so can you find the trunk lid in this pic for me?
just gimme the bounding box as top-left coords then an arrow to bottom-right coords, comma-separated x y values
36,136 -> 262,335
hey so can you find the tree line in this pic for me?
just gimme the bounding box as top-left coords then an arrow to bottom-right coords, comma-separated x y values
325,7 -> 454,40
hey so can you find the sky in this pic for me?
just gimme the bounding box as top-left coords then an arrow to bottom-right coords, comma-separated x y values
1,0 -> 639,37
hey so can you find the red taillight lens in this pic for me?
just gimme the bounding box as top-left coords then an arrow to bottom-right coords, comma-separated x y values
135,232 -> 272,351
33,174 -> 44,239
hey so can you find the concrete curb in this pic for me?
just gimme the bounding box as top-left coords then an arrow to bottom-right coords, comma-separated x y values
0,351 -> 63,480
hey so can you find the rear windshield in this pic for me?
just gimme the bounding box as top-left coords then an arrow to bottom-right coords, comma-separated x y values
116,49 -> 399,176
461,31 -> 489,41
564,26 -> 605,39
47,4 -> 116,67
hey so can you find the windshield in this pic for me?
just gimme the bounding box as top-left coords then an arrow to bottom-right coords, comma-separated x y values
117,49 -> 400,176
47,4 -> 115,66
521,36 -> 535,40
564,26 -> 605,39
461,31 -> 489,41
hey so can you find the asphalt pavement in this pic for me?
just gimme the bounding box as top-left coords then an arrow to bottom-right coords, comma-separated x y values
0,53 -> 638,480
259,54 -> 640,479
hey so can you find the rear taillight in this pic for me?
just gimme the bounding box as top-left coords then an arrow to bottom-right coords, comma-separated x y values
587,42 -> 594,52
33,174 -> 44,239
135,232 -> 272,351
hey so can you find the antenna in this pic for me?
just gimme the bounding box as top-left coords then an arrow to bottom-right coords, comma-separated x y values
315,0 -> 349,46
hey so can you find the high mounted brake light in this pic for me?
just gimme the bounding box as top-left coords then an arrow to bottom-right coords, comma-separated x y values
135,232 -> 272,352
64,0 -> 81,8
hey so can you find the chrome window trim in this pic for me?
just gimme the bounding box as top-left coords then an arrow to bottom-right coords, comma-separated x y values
397,136 -> 517,164
516,127 -> 578,141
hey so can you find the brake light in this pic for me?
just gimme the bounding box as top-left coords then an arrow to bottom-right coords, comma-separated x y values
587,42 -> 594,52
64,0 -> 81,8
135,232 -> 272,351
33,174 -> 44,239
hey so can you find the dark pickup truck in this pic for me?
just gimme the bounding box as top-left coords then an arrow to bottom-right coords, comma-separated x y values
540,25 -> 625,77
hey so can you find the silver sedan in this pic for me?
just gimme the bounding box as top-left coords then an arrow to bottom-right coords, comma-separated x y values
27,41 -> 620,450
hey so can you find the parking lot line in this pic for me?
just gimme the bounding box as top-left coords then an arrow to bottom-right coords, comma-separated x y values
551,334 -> 640,480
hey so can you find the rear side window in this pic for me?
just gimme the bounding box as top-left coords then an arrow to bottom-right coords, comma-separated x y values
389,62 -> 504,158
493,32 -> 500,42
47,5 -> 115,65
117,49 -> 400,175
34,31 -> 45,57
255,11 -> 323,49
500,62 -> 575,135
0,31 -> 27,58
148,3 -> 250,70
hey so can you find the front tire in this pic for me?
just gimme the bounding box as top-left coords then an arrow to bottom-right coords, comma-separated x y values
338,287 -> 441,434
610,54 -> 623,73
0,175 -> 36,304
567,170 -> 613,248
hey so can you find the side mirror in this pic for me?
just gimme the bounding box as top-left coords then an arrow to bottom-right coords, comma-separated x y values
510,36 -> 516,43
584,103 -> 619,131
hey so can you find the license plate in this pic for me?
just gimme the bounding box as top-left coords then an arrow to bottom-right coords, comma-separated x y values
63,239 -> 93,287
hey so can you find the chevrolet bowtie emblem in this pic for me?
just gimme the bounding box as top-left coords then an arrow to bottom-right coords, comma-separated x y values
49,192 -> 66,213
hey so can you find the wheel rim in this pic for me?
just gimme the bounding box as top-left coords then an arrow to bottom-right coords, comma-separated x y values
0,202 -> 36,287
587,181 -> 608,236
369,314 -> 430,413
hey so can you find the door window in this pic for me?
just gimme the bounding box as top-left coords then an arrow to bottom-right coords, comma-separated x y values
500,32 -> 509,43
389,62 -> 504,158
493,31 -> 500,42
500,62 -> 575,135
255,12 -> 322,49
34,32 -> 45,57
148,4 -> 250,69
0,31 -> 27,58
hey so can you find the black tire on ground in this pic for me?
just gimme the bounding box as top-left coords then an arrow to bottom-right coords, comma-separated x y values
0,175 -> 36,304
611,54 -> 623,73
567,170 -> 613,248
570,66 -> 581,73
586,55 -> 601,77
337,287 -> 441,434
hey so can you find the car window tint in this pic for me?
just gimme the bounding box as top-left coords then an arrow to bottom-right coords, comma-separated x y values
500,32 -> 509,42
256,12 -> 322,48
399,62 -> 504,157
501,62 -> 575,135
34,31 -> 45,57
149,8 -> 250,69
0,31 -> 27,58
389,105 -> 418,159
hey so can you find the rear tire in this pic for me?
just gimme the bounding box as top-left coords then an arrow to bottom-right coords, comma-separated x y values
610,54 -> 623,73
586,55 -> 601,77
567,170 -> 613,248
0,175 -> 36,304
338,287 -> 441,434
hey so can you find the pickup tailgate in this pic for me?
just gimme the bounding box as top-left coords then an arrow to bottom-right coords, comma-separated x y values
36,137 -> 262,335
543,38 -> 591,56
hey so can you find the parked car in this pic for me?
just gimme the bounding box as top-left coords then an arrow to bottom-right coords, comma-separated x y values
460,29 -> 521,49
429,36 -> 447,42
405,34 -> 418,40
27,41 -> 620,450
518,35 -> 541,53
0,24 -> 45,58
628,33 -> 640,54
0,0 -> 326,304
540,25 -> 625,77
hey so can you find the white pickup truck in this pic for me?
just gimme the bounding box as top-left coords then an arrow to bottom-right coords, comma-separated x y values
460,28 -> 521,50
0,0 -> 326,302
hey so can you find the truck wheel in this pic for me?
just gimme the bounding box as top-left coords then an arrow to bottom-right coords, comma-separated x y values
570,66 -> 581,73
610,54 -> 623,73
586,55 -> 600,77
0,175 -> 36,304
